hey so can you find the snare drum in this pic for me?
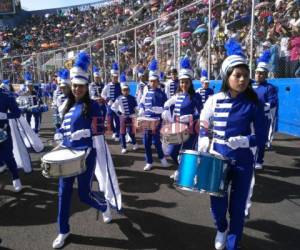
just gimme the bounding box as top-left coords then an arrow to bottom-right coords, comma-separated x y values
196,153 -> 229,197
41,148 -> 86,178
136,117 -> 160,131
160,122 -> 190,145
175,150 -> 200,191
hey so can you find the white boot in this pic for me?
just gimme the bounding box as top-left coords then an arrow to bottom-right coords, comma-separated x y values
0,164 -> 7,174
132,144 -> 138,151
255,163 -> 263,170
52,232 -> 70,249
102,202 -> 112,224
214,230 -> 227,250
144,163 -> 152,171
121,148 -> 127,154
111,133 -> 116,139
160,158 -> 170,168
170,170 -> 179,181
12,179 -> 23,193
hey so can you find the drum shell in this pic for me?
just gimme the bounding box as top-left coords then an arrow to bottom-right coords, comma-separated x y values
160,123 -> 190,145
41,150 -> 86,178
196,153 -> 229,197
176,150 -> 200,191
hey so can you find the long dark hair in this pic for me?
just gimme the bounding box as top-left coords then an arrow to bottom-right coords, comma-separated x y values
221,65 -> 258,104
176,78 -> 195,98
62,85 -> 91,119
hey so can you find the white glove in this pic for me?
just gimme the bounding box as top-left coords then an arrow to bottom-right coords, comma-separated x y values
108,100 -> 113,106
70,129 -> 91,141
162,110 -> 172,122
151,106 -> 164,114
0,112 -> 7,120
227,136 -> 249,150
138,109 -> 144,117
179,114 -> 192,123
54,133 -> 63,141
198,136 -> 210,153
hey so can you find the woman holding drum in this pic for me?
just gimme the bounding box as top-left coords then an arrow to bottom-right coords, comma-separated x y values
138,58 -> 169,171
162,57 -> 203,169
197,38 -> 267,250
52,52 -> 121,249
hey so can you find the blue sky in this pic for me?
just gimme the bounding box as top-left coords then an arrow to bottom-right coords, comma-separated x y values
20,0 -> 103,11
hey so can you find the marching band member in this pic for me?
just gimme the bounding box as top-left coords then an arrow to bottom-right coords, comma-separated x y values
196,69 -> 214,105
139,59 -> 169,171
253,50 -> 279,169
101,62 -> 122,141
162,57 -> 203,170
0,80 -> 32,174
0,79 -> 23,192
52,52 -> 121,249
136,67 -> 148,104
164,67 -> 179,99
111,79 -> 138,154
89,66 -> 105,100
52,70 -> 63,108
24,72 -> 43,134
197,38 -> 267,250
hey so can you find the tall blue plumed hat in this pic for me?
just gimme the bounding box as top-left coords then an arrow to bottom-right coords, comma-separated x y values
93,65 -> 101,77
256,50 -> 271,72
24,71 -> 33,85
120,72 -> 128,88
148,58 -> 159,81
60,68 -> 71,86
179,56 -> 193,80
70,51 -> 90,84
221,38 -> 247,76
0,79 -> 10,91
200,69 -> 208,82
137,67 -> 145,77
56,69 -> 63,84
110,62 -> 119,76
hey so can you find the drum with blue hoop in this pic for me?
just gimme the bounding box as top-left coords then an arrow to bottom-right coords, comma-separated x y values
196,153 -> 229,197
175,150 -> 200,191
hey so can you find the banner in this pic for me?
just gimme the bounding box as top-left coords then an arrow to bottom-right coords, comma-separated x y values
0,0 -> 15,15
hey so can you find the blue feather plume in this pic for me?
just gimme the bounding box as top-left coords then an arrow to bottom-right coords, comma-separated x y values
93,65 -> 100,73
180,56 -> 192,69
201,69 -> 208,78
120,72 -> 126,82
24,71 -> 32,81
60,69 -> 70,80
224,38 -> 245,57
112,62 -> 119,71
148,59 -> 158,71
74,51 -> 90,71
258,50 -> 271,63
2,79 -> 10,85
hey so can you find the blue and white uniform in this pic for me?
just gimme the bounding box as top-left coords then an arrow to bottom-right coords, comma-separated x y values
139,88 -> 167,164
199,91 -> 267,250
136,80 -> 148,104
56,100 -> 108,234
196,87 -> 214,105
163,92 -> 203,164
101,82 -> 122,138
253,80 -> 278,160
89,82 -> 105,100
0,88 -> 21,181
164,79 -> 179,99
25,90 -> 43,133
111,94 -> 137,149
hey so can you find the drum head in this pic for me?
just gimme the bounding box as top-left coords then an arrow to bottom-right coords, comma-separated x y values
42,148 -> 85,162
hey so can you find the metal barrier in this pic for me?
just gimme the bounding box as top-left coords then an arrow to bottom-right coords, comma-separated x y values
1,0 -> 299,83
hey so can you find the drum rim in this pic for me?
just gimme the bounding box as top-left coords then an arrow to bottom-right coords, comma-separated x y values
179,149 -> 200,155
42,149 -> 85,162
